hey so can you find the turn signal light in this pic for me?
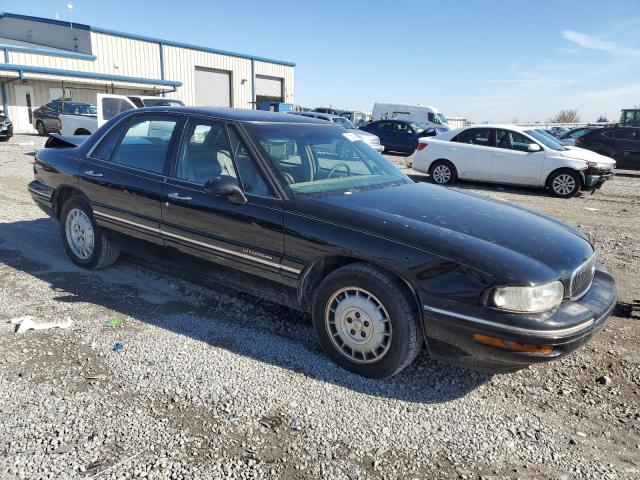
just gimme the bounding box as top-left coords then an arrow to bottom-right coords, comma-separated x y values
472,333 -> 553,354
417,143 -> 428,151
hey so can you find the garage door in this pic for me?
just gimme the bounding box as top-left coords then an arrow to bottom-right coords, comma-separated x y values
194,67 -> 231,107
256,75 -> 283,100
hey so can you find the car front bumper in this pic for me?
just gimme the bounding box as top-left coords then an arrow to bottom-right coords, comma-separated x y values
0,124 -> 13,138
583,167 -> 614,190
421,263 -> 617,371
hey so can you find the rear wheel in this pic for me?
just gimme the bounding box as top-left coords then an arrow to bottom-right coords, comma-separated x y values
547,169 -> 582,198
312,263 -> 422,378
60,197 -> 120,269
429,160 -> 457,185
36,121 -> 47,136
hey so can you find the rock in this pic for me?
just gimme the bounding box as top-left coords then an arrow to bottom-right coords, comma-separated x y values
596,376 -> 612,386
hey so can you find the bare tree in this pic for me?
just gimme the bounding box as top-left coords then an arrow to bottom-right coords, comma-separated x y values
596,114 -> 608,123
549,109 -> 580,123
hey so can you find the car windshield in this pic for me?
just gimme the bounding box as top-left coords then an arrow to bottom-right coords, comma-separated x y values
332,116 -> 356,129
410,122 -> 430,133
244,123 -> 410,196
526,129 -> 566,151
142,99 -> 185,107
437,113 -> 448,125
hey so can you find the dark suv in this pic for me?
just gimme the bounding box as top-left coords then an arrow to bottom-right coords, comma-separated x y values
576,126 -> 640,169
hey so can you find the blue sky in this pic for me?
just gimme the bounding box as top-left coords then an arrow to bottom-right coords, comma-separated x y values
4,0 -> 639,122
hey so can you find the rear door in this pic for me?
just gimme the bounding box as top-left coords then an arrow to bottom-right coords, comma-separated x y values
490,129 -> 545,185
613,128 -> 640,166
80,112 -> 184,245
449,128 -> 494,180
161,118 -> 285,285
97,94 -> 138,128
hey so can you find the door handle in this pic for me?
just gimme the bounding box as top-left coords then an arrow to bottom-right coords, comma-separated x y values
84,170 -> 103,177
167,192 -> 192,201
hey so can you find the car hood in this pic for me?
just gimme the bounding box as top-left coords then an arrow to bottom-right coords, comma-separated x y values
558,147 -> 616,166
315,182 -> 594,284
347,129 -> 378,140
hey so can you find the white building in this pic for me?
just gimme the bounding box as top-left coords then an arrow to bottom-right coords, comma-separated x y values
0,12 -> 295,132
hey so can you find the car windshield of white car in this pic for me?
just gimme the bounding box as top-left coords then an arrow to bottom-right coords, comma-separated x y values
245,123 -> 410,196
526,129 -> 565,151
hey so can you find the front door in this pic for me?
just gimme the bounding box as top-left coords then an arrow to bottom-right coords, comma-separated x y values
161,118 -> 285,287
491,129 -> 545,185
614,128 -> 640,167
80,113 -> 183,245
14,85 -> 35,132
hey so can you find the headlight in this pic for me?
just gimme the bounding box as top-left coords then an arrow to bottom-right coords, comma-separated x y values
491,281 -> 564,313
586,161 -> 613,169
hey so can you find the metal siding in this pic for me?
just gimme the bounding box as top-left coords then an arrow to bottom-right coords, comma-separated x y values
0,16 -> 92,53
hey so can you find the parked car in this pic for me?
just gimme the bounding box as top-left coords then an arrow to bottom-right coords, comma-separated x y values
0,113 -> 13,141
288,111 -> 383,152
547,126 -> 570,137
408,125 -> 615,197
32,100 -> 96,135
576,126 -> 640,169
360,119 -> 438,153
557,126 -> 603,146
60,111 -> 98,136
339,110 -> 367,127
28,108 -> 616,377
313,107 -> 343,115
371,103 -> 450,130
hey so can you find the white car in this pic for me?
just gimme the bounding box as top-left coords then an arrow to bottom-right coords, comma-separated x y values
408,124 -> 616,197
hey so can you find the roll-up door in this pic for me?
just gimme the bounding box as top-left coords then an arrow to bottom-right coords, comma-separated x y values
256,75 -> 283,101
195,67 -> 232,107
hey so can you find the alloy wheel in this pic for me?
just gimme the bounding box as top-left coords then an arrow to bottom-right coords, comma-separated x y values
552,174 -> 576,196
324,287 -> 392,364
432,165 -> 451,184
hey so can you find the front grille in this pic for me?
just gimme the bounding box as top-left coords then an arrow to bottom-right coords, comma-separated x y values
569,255 -> 596,300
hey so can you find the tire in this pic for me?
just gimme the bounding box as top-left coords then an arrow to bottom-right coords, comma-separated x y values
312,263 -> 422,379
36,121 -> 48,136
428,160 -> 457,185
59,196 -> 120,270
547,169 -> 582,198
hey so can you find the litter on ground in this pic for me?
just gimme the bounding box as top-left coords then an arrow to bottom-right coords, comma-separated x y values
9,316 -> 73,334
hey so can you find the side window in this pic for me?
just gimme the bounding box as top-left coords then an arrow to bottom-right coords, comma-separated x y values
111,116 -> 178,174
614,128 -> 638,141
228,125 -> 273,197
454,128 -> 492,146
376,121 -> 392,131
91,119 -> 130,161
176,120 -> 236,184
496,129 -> 534,152
427,112 -> 435,123
394,123 -> 413,135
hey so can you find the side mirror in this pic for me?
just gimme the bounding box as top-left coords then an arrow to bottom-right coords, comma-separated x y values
527,143 -> 542,152
204,175 -> 247,205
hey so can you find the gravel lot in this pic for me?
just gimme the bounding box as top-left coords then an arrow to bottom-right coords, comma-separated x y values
0,134 -> 638,479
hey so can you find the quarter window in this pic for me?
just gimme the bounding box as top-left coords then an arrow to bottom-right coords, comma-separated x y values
175,120 -> 236,184
111,116 -> 178,174
91,119 -> 129,161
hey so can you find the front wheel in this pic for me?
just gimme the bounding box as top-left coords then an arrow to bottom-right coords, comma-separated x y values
547,170 -> 582,198
60,197 -> 120,269
312,263 -> 422,379
429,160 -> 457,185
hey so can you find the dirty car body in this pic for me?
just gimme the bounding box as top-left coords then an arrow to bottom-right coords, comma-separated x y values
28,107 -> 617,377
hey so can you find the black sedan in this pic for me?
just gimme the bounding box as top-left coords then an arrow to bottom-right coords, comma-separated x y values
28,108 -> 617,378
0,113 -> 12,141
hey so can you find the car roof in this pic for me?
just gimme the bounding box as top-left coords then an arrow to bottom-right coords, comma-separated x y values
128,107 -> 332,124
289,111 -> 337,120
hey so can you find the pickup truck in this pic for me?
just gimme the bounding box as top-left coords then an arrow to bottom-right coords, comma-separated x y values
60,94 -> 184,135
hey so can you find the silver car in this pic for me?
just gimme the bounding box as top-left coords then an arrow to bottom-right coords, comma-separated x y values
288,111 -> 384,152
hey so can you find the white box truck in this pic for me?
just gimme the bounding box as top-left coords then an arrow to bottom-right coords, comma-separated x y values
372,103 -> 450,130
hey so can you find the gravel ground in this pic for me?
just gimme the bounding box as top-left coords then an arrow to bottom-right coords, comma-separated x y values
0,134 -> 638,479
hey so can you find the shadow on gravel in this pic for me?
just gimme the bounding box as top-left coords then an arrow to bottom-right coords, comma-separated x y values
1,218 -> 490,403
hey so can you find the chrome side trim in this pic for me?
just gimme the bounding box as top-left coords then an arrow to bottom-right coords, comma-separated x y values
423,305 -> 595,338
28,186 -> 52,200
93,210 -> 161,234
94,209 -> 302,275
